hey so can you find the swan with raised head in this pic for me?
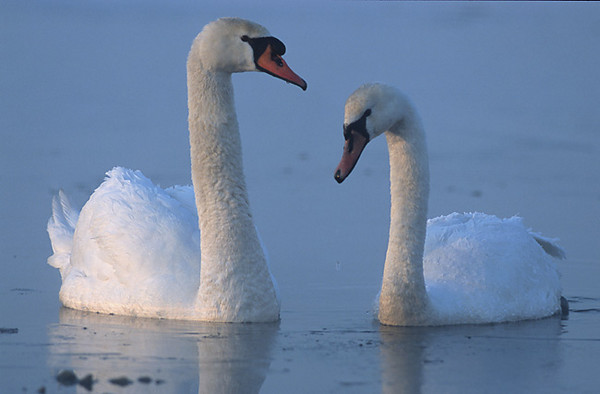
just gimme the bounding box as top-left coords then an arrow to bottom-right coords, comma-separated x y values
334,83 -> 566,326
47,18 -> 306,322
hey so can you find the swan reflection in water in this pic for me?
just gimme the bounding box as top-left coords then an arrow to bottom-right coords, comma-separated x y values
379,316 -> 564,393
48,307 -> 278,393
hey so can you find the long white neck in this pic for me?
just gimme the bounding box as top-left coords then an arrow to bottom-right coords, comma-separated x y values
378,107 -> 431,326
187,57 -> 278,321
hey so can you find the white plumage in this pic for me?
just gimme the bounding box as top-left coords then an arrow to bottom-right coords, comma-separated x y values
423,213 -> 563,325
47,18 -> 306,322
335,83 -> 566,326
49,169 -> 201,318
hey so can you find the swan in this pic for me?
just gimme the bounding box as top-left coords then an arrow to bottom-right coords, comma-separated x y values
47,17 -> 307,323
334,83 -> 567,326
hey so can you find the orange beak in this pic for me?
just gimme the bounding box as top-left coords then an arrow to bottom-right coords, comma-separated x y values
334,131 -> 369,183
256,44 -> 307,91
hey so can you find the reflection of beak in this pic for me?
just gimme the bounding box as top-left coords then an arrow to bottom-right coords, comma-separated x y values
334,131 -> 369,183
256,45 -> 307,90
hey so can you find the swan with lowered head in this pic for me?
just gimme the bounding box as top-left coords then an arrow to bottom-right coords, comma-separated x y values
334,83 -> 566,326
47,18 -> 306,323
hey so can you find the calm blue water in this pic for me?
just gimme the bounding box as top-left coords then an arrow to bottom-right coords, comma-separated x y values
1,1 -> 599,392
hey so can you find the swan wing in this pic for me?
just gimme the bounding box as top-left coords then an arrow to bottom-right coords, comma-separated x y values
423,213 -> 562,324
57,168 -> 200,311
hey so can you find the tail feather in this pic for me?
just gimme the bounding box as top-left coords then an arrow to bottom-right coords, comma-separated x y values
47,190 -> 79,272
530,231 -> 567,260
52,189 -> 79,230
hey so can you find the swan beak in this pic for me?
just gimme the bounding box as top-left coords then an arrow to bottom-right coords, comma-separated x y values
334,132 -> 369,183
256,45 -> 307,91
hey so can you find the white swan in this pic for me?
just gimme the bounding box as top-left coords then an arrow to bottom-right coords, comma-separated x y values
47,18 -> 307,323
334,83 -> 566,326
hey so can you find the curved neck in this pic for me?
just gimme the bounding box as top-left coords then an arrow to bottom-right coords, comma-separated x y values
187,61 -> 266,295
378,110 -> 431,325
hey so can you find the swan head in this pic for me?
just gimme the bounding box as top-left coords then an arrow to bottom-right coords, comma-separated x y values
189,18 -> 307,90
334,83 -> 407,183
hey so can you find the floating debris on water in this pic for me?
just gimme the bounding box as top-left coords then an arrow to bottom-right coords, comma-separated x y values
10,288 -> 35,293
55,370 -> 96,391
55,370 -> 78,386
78,374 -> 95,391
137,376 -> 166,385
109,376 -> 134,387
0,328 -> 18,334
55,369 -> 164,390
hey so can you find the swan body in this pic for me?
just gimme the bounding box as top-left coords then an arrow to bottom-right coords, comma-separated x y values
334,83 -> 566,326
47,18 -> 306,322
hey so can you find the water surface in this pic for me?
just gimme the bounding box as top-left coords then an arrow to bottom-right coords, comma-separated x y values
1,1 -> 599,392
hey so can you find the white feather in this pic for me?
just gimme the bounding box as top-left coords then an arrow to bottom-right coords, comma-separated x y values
47,18 -> 290,322
341,83 -> 566,326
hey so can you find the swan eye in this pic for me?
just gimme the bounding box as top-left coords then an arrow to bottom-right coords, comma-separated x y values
241,35 -> 250,42
365,109 -> 372,117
